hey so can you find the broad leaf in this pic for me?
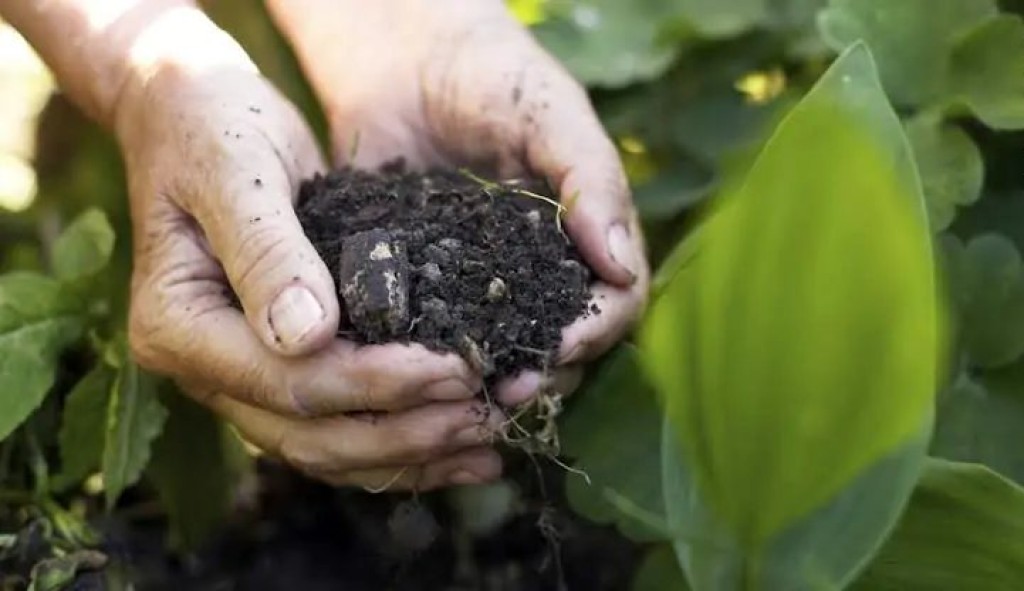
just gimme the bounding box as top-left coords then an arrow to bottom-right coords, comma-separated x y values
633,162 -> 716,221
51,208 -> 114,281
561,345 -> 667,541
932,362 -> 1024,485
642,44 -> 941,545
944,234 -> 1024,368
949,14 -> 1024,130
0,273 -> 83,441
663,420 -> 930,590
905,116 -> 984,232
103,360 -> 168,508
853,460 -> 1024,589
818,0 -> 997,106
677,0 -> 766,38
52,364 -> 115,491
148,389 -> 249,549
532,0 -> 682,88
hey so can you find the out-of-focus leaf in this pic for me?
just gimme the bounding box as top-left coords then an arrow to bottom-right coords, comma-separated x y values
149,389 -> 249,549
818,0 -> 997,106
944,234 -> 1024,368
852,460 -> 1024,590
51,208 -> 114,281
905,116 -> 983,232
507,0 -> 549,25
102,360 -> 168,509
632,544 -> 690,591
0,273 -> 82,441
51,364 -> 115,491
28,550 -> 106,591
932,361 -> 1024,485
678,0 -> 766,38
561,345 -> 668,542
642,44 -> 941,545
633,160 -> 716,221
949,14 -> 1024,129
532,0 -> 683,88
663,420 -> 930,590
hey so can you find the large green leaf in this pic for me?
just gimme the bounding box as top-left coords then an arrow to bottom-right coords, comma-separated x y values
148,389 -> 249,549
641,44 -> 941,546
677,0 -> 766,38
905,116 -> 984,232
852,460 -> 1024,589
51,208 -> 114,282
561,345 -> 667,541
102,360 -> 168,508
531,0 -> 683,88
931,362 -> 1024,485
818,0 -> 997,106
51,364 -> 115,491
663,420 -> 930,590
0,273 -> 83,441
943,234 -> 1024,369
948,14 -> 1024,130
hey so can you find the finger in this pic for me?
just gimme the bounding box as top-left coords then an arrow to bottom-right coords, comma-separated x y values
182,93 -> 337,356
334,447 -> 504,491
495,365 -> 584,407
329,108 -> 445,172
131,226 -> 481,416
558,281 -> 647,364
204,391 -> 505,476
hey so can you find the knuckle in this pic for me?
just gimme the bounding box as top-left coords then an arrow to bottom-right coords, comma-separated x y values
231,223 -> 292,297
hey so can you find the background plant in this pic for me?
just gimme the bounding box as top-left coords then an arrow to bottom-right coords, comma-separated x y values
3,0 -> 1024,589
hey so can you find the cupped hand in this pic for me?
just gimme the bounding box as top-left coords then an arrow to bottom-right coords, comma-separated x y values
113,10 -> 502,490
269,0 -> 650,405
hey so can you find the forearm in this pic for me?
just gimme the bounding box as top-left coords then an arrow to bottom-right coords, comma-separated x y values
1,0 -> 253,129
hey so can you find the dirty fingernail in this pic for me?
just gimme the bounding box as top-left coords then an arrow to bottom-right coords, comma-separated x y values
269,285 -> 325,347
607,223 -> 639,283
424,377 -> 476,401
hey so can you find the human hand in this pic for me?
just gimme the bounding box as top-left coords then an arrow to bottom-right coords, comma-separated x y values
115,7 -> 503,490
268,0 -> 650,405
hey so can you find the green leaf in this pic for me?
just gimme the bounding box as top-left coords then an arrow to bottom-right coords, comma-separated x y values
931,362 -> 1024,485
818,0 -> 998,106
532,0 -> 682,88
148,389 -> 249,549
561,345 -> 668,541
633,162 -> 716,221
946,234 -> 1024,368
853,459 -> 1024,589
677,0 -> 766,38
632,544 -> 690,591
51,208 -> 114,281
51,364 -> 115,491
102,360 -> 168,508
662,419 -> 930,589
641,44 -> 942,545
0,273 -> 83,441
905,116 -> 984,232
949,14 -> 1024,129
28,550 -> 106,591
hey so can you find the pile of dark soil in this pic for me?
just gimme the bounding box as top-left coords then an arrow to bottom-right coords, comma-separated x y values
296,165 -> 595,383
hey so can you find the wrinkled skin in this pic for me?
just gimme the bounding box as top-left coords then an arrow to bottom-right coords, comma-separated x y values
115,0 -> 648,491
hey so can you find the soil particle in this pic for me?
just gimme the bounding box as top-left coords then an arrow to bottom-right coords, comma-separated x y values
296,165 -> 593,382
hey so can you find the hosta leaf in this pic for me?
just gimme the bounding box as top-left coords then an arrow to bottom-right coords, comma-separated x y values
0,273 -> 83,441
51,208 -> 114,281
932,362 -> 1024,485
818,0 -> 997,106
663,420 -> 930,590
103,360 -> 168,508
852,460 -> 1024,589
905,116 -> 983,232
945,234 -> 1024,368
949,14 -> 1024,130
149,389 -> 249,549
52,364 -> 115,491
561,345 -> 667,541
642,44 -> 941,545
531,0 -> 682,88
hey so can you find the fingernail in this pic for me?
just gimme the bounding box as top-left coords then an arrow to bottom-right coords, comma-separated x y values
269,285 -> 325,347
498,372 -> 543,406
607,223 -> 639,284
449,469 -> 487,486
423,377 -> 476,401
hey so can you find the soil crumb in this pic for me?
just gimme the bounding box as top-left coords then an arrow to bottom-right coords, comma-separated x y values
296,164 -> 593,383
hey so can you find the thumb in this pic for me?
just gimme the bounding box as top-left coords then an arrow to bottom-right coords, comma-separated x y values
189,135 -> 338,356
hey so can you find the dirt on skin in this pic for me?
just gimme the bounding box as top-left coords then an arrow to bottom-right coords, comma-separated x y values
295,164 -> 595,384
